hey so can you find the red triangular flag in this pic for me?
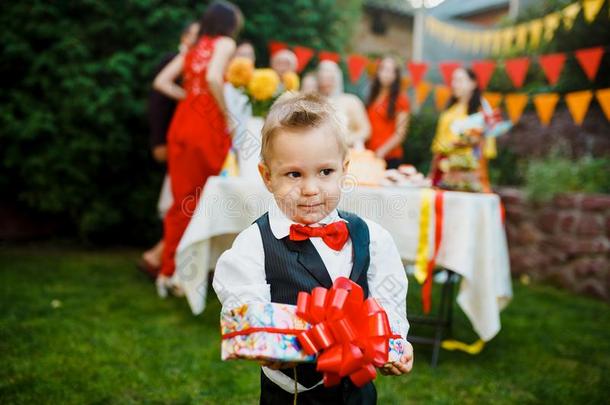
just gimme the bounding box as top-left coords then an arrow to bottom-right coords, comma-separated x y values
504,57 -> 530,88
538,53 -> 566,86
439,61 -> 461,87
575,46 -> 605,81
319,51 -> 341,64
471,60 -> 496,90
293,46 -> 315,73
268,41 -> 288,56
347,54 -> 369,83
407,62 -> 428,88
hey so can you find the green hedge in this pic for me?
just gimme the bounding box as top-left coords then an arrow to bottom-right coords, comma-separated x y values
0,0 -> 362,243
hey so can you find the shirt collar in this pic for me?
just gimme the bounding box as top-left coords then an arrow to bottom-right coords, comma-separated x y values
268,198 -> 347,239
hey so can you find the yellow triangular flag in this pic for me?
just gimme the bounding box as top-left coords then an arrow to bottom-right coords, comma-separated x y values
562,3 -> 581,30
565,90 -> 593,125
533,93 -> 560,126
502,28 -> 515,53
515,24 -> 528,50
528,19 -> 544,48
582,0 -> 604,23
544,12 -> 561,42
483,92 -> 503,109
415,81 -> 431,106
595,88 -> 610,121
434,85 -> 452,111
505,93 -> 529,124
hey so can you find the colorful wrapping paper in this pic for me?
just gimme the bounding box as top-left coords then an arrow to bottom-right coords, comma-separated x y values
220,302 -> 315,362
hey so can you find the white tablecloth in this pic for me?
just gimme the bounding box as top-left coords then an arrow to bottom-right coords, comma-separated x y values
175,177 -> 512,341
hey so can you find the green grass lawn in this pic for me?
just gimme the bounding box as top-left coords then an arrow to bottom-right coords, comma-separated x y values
1,245 -> 608,404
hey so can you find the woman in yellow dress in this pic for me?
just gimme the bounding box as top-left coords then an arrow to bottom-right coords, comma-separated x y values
429,67 -> 495,192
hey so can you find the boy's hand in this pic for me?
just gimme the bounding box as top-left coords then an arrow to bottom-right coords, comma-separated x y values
259,360 -> 298,370
379,341 -> 413,376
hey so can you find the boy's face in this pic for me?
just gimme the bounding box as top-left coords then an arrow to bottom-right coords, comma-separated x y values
258,126 -> 348,225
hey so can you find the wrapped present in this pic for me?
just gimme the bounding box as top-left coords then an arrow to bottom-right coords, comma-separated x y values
220,278 -> 408,387
221,302 -> 315,363
388,338 -> 409,363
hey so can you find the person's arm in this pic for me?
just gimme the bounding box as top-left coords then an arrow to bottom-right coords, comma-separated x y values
206,36 -> 236,122
153,53 -> 187,100
365,219 -> 413,375
375,111 -> 409,159
346,95 -> 371,146
212,224 -> 270,307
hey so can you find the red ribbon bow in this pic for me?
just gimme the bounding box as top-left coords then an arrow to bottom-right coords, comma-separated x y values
289,221 -> 349,251
296,277 -> 395,387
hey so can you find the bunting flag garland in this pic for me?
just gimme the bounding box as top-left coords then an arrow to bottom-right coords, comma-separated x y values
262,37 -> 609,126
539,53 -> 567,85
582,0 -> 605,23
434,85 -> 452,111
407,62 -> 428,88
347,54 -> 369,83
439,61 -> 461,87
483,92 -> 503,109
319,51 -> 341,63
565,90 -> 593,125
575,46 -> 605,81
505,57 -> 530,88
595,88 -> 610,121
423,1 -> 604,55
533,93 -> 560,126
293,46 -> 314,73
505,93 -> 529,124
472,60 -> 496,90
268,40 -> 288,56
415,81 -> 432,106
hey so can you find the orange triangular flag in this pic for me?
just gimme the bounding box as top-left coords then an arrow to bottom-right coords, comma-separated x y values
582,0 -> 604,23
434,85 -> 452,111
505,93 -> 529,124
415,81 -> 431,106
483,92 -> 503,109
533,93 -> 560,126
595,88 -> 610,121
565,90 -> 593,125
293,46 -> 315,73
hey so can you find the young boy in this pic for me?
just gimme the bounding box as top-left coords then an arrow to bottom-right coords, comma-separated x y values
213,92 -> 413,404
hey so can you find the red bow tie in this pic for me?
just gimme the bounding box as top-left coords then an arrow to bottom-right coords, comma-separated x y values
289,221 -> 349,251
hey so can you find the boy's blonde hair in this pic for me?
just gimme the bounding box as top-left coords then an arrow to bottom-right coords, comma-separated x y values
260,92 -> 349,164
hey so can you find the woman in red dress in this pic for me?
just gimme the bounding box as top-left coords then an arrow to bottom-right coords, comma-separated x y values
366,56 -> 410,169
153,1 -> 243,294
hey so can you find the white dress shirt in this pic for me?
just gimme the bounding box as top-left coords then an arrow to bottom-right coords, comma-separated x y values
213,200 -> 409,393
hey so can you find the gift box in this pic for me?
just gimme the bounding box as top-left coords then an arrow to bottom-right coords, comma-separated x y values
388,338 -> 409,363
220,302 -> 315,363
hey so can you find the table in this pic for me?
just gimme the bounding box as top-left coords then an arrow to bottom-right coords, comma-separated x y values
175,176 -> 512,341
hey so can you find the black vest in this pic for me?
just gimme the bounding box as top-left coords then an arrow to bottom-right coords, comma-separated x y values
255,210 -> 371,388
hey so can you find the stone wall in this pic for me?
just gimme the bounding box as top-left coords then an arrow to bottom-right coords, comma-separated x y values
498,188 -> 610,301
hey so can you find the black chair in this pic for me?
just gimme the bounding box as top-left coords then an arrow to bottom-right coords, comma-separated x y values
407,270 -> 460,367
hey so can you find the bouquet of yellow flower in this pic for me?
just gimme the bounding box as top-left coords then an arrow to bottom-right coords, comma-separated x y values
226,57 -> 300,116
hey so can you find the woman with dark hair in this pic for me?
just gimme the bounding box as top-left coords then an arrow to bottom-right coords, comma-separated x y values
429,67 -> 494,192
153,0 -> 243,295
366,56 -> 410,169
